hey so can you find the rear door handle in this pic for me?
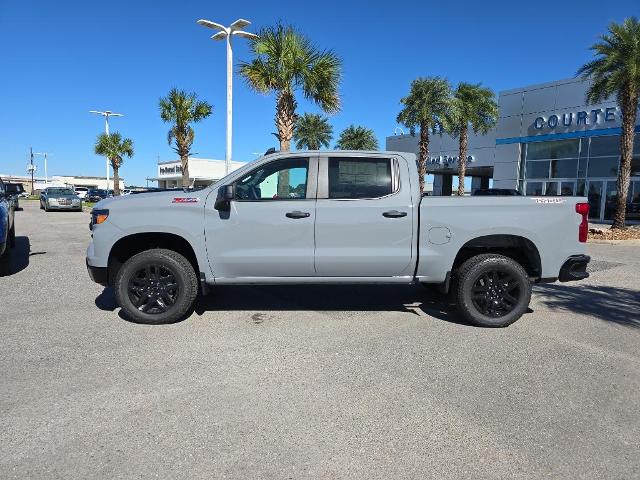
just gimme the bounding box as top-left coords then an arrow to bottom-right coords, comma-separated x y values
286,211 -> 311,219
383,210 -> 407,218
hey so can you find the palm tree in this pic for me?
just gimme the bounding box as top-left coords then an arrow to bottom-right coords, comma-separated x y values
445,82 -> 498,196
94,132 -> 133,196
335,125 -> 378,150
397,77 -> 451,194
159,88 -> 212,188
294,113 -> 333,150
239,23 -> 341,152
578,17 -> 640,229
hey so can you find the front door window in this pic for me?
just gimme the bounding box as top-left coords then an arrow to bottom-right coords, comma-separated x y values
235,158 -> 309,201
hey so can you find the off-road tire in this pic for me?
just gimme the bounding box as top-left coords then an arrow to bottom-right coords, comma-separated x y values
115,248 -> 199,324
455,254 -> 531,328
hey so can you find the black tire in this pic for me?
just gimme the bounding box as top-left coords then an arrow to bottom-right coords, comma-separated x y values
455,254 -> 531,328
115,248 -> 198,324
9,224 -> 15,248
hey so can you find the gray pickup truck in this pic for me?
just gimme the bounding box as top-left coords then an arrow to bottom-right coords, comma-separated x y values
86,151 -> 590,327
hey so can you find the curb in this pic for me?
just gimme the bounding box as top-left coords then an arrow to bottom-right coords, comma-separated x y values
588,239 -> 640,246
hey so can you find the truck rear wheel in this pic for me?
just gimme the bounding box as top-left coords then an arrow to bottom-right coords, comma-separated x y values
455,254 -> 531,328
115,248 -> 198,324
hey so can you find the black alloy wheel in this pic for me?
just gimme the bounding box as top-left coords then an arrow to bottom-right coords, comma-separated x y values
127,263 -> 179,314
470,269 -> 521,317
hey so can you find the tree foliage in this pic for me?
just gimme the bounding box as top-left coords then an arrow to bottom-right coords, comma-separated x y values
239,23 -> 341,151
94,132 -> 134,196
159,88 -> 212,187
335,125 -> 378,150
293,113 -> 333,150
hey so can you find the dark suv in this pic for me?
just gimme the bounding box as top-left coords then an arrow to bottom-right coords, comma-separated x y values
87,189 -> 110,203
0,177 -> 16,274
5,183 -> 24,211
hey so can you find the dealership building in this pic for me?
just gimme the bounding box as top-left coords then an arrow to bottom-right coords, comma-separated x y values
386,77 -> 640,223
150,157 -> 246,189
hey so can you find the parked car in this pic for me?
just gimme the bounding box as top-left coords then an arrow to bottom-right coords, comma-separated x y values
5,183 -> 25,211
40,187 -> 82,212
86,189 -> 108,203
473,188 -> 521,196
0,177 -> 16,274
87,150 -> 590,327
74,187 -> 89,199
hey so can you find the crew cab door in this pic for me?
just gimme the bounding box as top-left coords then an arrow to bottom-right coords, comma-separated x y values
204,156 -> 318,280
314,155 -> 415,277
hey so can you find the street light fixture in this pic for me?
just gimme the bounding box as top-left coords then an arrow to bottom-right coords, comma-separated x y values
197,18 -> 258,174
89,110 -> 123,191
33,152 -> 52,185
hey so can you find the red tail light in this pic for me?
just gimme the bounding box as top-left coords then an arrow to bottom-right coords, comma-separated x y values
576,202 -> 589,243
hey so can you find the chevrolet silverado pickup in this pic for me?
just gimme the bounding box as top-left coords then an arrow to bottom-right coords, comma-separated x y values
86,151 -> 590,327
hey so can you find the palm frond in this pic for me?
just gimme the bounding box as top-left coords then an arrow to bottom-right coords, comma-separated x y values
335,125 -> 378,150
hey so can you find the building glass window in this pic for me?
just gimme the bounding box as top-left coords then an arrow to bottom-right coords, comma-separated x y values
560,182 -> 575,196
526,139 -> 580,160
577,157 -> 588,178
525,182 -> 543,195
551,159 -> 578,178
587,156 -> 619,178
589,135 -> 619,157
545,182 -> 558,196
526,160 -> 550,179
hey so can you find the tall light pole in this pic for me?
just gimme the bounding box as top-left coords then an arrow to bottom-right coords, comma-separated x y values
197,18 -> 257,174
33,152 -> 52,185
27,147 -> 36,194
90,110 -> 123,191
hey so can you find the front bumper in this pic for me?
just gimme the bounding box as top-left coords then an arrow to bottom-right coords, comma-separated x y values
86,259 -> 108,286
48,203 -> 82,210
559,255 -> 590,282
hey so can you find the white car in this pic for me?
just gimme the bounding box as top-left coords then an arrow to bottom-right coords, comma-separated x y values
74,187 -> 89,199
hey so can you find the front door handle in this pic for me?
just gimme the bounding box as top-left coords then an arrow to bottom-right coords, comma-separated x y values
286,211 -> 311,219
383,210 -> 407,218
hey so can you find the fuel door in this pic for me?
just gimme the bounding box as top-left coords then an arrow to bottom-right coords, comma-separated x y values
428,226 -> 452,245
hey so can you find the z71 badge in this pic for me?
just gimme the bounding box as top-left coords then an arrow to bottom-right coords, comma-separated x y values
172,197 -> 200,203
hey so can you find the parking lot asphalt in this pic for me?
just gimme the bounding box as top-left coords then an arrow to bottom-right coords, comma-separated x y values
1,200 -> 639,479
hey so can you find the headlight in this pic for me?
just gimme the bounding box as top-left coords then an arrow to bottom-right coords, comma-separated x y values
72,199 -> 80,204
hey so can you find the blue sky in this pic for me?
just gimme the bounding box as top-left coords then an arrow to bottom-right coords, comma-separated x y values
1,0 -> 638,186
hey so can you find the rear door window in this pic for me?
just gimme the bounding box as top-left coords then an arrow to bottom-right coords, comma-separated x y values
328,157 -> 393,199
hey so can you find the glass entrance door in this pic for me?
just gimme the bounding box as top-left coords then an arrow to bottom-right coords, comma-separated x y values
604,181 -> 618,221
587,180 -> 603,220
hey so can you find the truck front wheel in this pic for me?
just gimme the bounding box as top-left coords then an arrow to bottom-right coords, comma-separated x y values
455,254 -> 531,328
115,248 -> 199,324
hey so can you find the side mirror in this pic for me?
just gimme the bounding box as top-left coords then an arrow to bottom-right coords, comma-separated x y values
214,184 -> 234,211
